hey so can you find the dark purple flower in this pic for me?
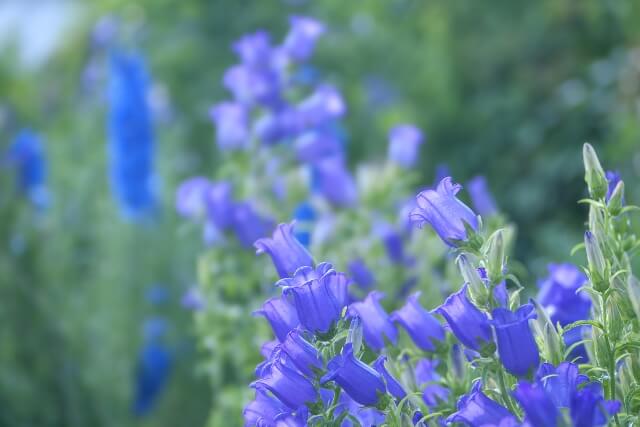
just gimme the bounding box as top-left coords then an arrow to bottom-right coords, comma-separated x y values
313,156 -> 357,207
347,258 -> 376,289
410,177 -> 478,246
446,381 -> 518,427
254,296 -> 300,342
347,291 -> 397,350
243,390 -> 288,426
321,343 -> 386,406
373,356 -> 406,399
282,268 -> 348,333
230,202 -> 274,248
467,175 -> 498,217
294,131 -> 343,164
391,292 -> 445,352
387,124 -> 424,169
283,16 -> 325,61
512,381 -> 559,427
251,359 -> 318,410
280,329 -> 322,377
491,304 -> 540,377
255,222 -> 314,279
434,285 -> 493,353
209,102 -> 249,150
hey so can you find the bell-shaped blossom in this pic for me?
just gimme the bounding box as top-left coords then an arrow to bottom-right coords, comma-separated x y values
387,124 -> 424,169
570,382 -> 621,427
512,382 -> 559,427
434,285 -> 493,352
391,292 -> 445,352
255,222 -> 314,279
230,202 -> 274,248
282,268 -> 349,333
410,177 -> 478,246
280,330 -> 322,377
294,131 -> 343,164
321,343 -> 386,406
254,296 -> 300,342
414,360 -> 450,407
243,390 -> 288,426
223,64 -> 280,107
283,16 -> 325,61
232,30 -> 272,67
209,102 -> 249,151
491,304 -> 540,377
347,291 -> 397,350
446,381 -> 518,426
373,356 -> 406,399
313,156 -> 358,207
296,85 -> 346,128
334,393 -> 385,426
535,362 -> 588,408
467,175 -> 498,217
347,258 -> 376,289
251,359 -> 317,410
375,221 -> 409,265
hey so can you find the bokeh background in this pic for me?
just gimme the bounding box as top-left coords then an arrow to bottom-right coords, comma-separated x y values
1,0 -> 639,426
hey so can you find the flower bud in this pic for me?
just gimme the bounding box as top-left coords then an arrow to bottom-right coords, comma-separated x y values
456,254 -> 488,306
584,231 -> 608,292
607,180 -> 624,216
531,299 -> 564,366
583,143 -> 608,200
347,316 -> 363,355
486,230 -> 505,284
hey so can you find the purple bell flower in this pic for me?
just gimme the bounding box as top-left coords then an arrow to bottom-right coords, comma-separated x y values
467,175 -> 498,217
535,362 -> 588,407
321,343 -> 386,406
175,177 -> 211,219
391,292 -> 445,352
255,222 -> 314,279
570,382 -> 621,427
373,356 -> 406,399
296,85 -> 346,128
446,381 -> 518,427
232,30 -> 272,67
347,258 -> 376,289
251,359 -> 318,410
434,285 -> 493,353
334,393 -> 385,426
415,359 -> 449,407
294,131 -> 343,164
230,202 -> 274,248
491,303 -> 540,377
375,221 -> 409,265
347,291 -> 397,350
282,268 -> 349,334
280,329 -> 323,377
283,16 -> 325,61
387,124 -> 424,169
254,296 -> 300,342
223,64 -> 280,107
512,381 -> 559,427
410,177 -> 479,246
209,102 -> 249,151
605,170 -> 621,202
243,390 -> 288,426
313,156 -> 358,207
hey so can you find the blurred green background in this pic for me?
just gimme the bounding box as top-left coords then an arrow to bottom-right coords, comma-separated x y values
0,0 -> 639,426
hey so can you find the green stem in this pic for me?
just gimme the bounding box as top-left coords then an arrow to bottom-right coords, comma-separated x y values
494,358 -> 519,417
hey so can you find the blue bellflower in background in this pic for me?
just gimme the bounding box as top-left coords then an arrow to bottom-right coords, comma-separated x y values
282,16 -> 326,62
467,175 -> 498,217
410,177 -> 478,246
373,356 -> 406,400
251,358 -> 317,410
605,170 -> 621,202
347,258 -> 376,289
292,202 -> 315,247
447,381 -> 518,426
491,303 -> 540,377
387,124 -> 424,169
391,292 -> 445,352
108,52 -> 157,220
209,101 -> 249,150
347,291 -> 397,350
255,222 -> 314,279
7,129 -> 49,208
414,359 -> 450,407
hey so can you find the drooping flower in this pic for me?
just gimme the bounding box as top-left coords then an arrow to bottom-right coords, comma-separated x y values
347,258 -> 376,289
6,129 -> 48,208
334,392 -> 385,426
251,359 -> 318,410
312,156 -> 358,207
321,343 -> 386,406
230,202 -> 274,248
282,16 -> 325,61
253,296 -> 300,342
512,381 -> 559,427
467,175 -> 498,217
255,222 -> 314,279
446,381 -> 518,426
107,51 -> 156,219
535,362 -> 588,408
391,292 -> 445,352
280,329 -> 323,377
434,285 -> 493,353
410,177 -> 478,246
491,303 -> 540,377
373,356 -> 406,399
347,291 -> 397,350
387,124 -> 424,169
414,359 -> 450,407
209,101 -> 249,150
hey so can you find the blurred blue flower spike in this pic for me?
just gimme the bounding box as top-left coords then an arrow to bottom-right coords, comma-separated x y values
7,129 -> 49,209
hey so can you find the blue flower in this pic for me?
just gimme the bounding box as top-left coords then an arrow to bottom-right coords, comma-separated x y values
347,258 -> 376,289
387,124 -> 424,169
292,202 -> 315,247
414,359 -> 449,407
223,64 -> 281,107
283,16 -> 325,61
243,390 -> 288,427
107,52 -> 156,219
434,285 -> 493,353
280,329 -> 323,377
347,291 -> 397,350
255,222 -> 314,278
209,101 -> 249,150
321,343 -> 386,406
312,156 -> 357,207
180,287 -> 204,311
467,175 -> 498,217
491,303 -> 540,377
7,129 -> 48,208
605,170 -> 621,202
373,356 -> 406,400
232,30 -> 273,67
176,178 -> 235,232
570,382 -> 621,427
391,292 -> 445,352
296,84 -> 346,128
230,202 -> 274,248
282,267 -> 349,334
535,362 -> 588,407
446,381 -> 518,427
254,296 -> 300,342
294,131 -> 343,164
175,177 -> 211,219
251,358 -> 318,410
375,221 -> 410,265
512,381 -> 559,427
410,177 -> 478,246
